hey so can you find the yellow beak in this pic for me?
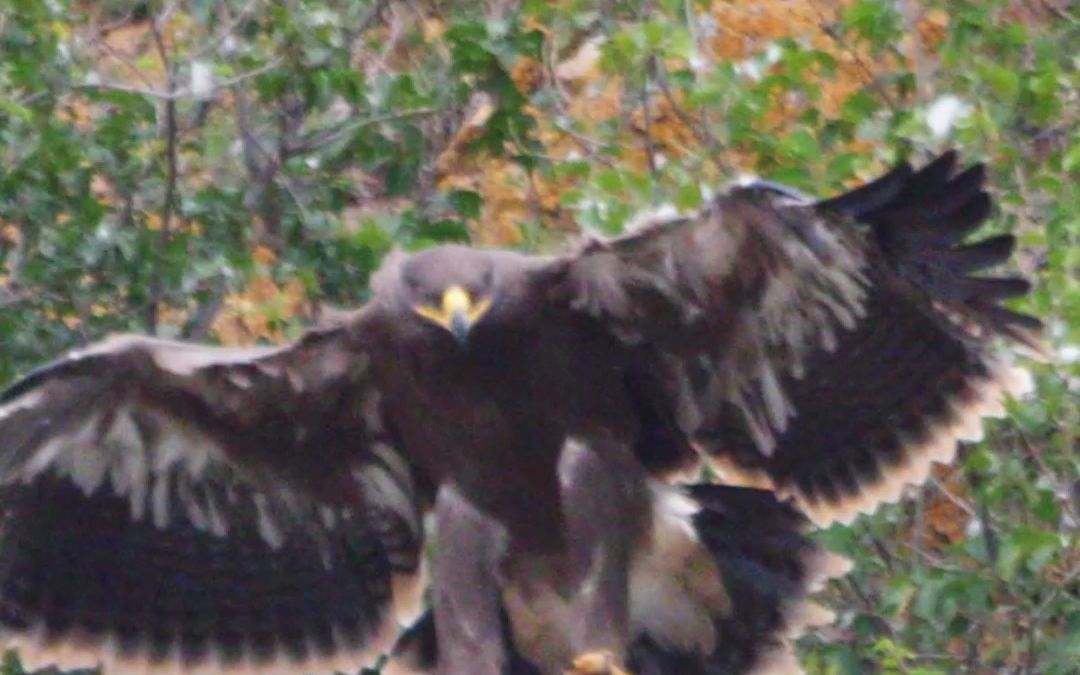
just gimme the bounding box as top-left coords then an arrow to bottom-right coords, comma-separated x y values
414,286 -> 492,343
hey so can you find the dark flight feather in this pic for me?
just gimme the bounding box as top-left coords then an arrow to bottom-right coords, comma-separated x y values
0,476 -> 397,674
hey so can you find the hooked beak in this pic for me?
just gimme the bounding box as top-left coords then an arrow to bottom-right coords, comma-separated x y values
449,308 -> 471,345
414,285 -> 491,345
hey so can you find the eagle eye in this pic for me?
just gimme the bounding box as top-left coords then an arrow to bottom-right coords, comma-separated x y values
401,269 -> 422,291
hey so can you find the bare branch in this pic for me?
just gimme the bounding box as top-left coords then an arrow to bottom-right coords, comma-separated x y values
190,0 -> 264,60
0,289 -> 32,310
182,275 -> 228,341
157,0 -> 185,28
72,59 -> 282,101
290,106 -> 442,155
1017,427 -> 1079,525
930,476 -> 977,518
233,84 -> 282,242
346,0 -> 391,45
90,6 -> 141,40
82,11 -> 161,92
650,58 -> 735,177
640,56 -> 660,189
966,464 -> 1000,565
901,0 -> 931,102
911,490 -> 926,575
808,0 -> 900,111
144,15 -> 180,334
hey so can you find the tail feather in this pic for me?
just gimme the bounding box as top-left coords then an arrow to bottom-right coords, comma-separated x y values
628,485 -> 848,674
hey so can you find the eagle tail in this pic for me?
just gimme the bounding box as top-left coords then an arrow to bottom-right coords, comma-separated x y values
626,484 -> 848,675
0,476 -> 399,674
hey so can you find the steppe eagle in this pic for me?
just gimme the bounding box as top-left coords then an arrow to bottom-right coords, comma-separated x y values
0,151 -> 1041,674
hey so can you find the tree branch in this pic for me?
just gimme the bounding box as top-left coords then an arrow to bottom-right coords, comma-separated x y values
190,0 -> 264,60
650,57 -> 736,177
72,60 -> 282,101
144,14 -> 179,334
640,56 -> 660,189
182,275 -> 228,341
809,0 -> 900,111
289,106 -> 442,156
901,0 -> 932,102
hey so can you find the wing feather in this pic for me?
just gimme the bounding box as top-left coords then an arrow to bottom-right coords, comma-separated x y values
548,152 -> 1041,526
0,312 -> 426,673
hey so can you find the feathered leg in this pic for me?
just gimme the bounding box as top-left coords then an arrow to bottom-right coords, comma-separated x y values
387,482 -> 511,675
431,483 -> 510,675
502,437 -> 650,674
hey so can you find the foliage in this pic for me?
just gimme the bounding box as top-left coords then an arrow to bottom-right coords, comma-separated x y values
1,0 -> 1077,672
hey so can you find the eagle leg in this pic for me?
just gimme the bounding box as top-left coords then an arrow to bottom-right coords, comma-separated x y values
556,438 -> 650,670
499,437 -> 651,674
431,483 -> 510,675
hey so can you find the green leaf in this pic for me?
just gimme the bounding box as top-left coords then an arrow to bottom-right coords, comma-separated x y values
674,182 -> 701,210
842,0 -> 902,45
413,218 -> 471,244
981,63 -> 1020,100
779,128 -> 819,162
998,526 -> 1063,579
448,190 -> 483,219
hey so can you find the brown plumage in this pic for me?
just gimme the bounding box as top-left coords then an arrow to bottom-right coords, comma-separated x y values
0,151 -> 1040,674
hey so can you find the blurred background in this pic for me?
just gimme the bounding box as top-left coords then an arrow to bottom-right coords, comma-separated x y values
0,0 -> 1077,672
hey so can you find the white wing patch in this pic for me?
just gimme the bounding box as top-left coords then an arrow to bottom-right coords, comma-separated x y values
9,405 -> 226,528
629,484 -> 727,655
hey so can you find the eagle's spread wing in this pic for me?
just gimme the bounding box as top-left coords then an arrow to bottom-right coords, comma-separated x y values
552,152 -> 1040,526
0,315 -> 425,673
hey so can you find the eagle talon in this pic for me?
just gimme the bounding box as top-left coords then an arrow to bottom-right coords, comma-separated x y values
565,650 -> 632,675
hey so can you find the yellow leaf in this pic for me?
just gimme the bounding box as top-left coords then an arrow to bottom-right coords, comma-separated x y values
422,18 -> 447,41
252,245 -> 277,266
1,224 -> 20,246
511,56 -> 543,95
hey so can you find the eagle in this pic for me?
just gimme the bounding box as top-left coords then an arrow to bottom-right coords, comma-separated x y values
0,151 -> 1041,675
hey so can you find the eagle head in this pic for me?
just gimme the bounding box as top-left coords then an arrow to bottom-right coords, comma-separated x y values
387,245 -> 497,345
